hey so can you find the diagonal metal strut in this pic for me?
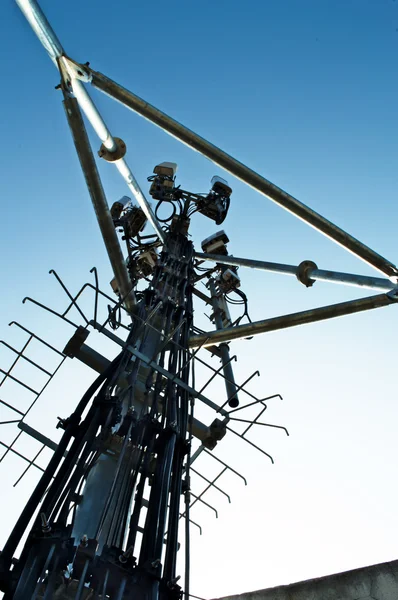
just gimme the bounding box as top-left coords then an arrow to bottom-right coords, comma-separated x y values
88,69 -> 398,280
189,292 -> 397,347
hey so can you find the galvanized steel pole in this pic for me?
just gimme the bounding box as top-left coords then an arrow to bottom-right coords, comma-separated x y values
15,0 -> 64,64
70,78 -> 118,153
195,252 -> 396,292
114,158 -> 166,242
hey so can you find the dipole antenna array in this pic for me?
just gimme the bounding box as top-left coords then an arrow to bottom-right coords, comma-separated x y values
0,0 -> 396,599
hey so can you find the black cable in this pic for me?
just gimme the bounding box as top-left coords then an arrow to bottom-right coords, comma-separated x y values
195,265 -> 212,273
228,288 -> 252,326
184,369 -> 195,600
55,416 -> 104,527
139,236 -> 192,567
155,200 -> 177,223
0,351 -> 124,572
95,417 -> 135,541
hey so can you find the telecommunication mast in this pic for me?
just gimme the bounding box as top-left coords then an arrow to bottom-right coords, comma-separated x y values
1,1 -> 397,599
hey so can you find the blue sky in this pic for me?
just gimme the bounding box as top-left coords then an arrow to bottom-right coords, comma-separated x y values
1,0 -> 398,598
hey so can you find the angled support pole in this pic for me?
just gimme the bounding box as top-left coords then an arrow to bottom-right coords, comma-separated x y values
195,252 -> 396,292
88,69 -> 398,280
62,93 -> 136,312
189,292 -> 398,347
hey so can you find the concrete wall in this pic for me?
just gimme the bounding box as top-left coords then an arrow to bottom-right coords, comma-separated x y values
216,560 -> 398,600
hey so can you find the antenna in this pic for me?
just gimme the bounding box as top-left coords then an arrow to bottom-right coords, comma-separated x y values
0,1 -> 396,599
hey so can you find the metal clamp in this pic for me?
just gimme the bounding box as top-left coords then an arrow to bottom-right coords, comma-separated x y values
296,260 -> 317,287
98,136 -> 127,162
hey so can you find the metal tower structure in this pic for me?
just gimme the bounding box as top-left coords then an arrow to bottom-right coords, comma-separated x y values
1,1 -> 398,599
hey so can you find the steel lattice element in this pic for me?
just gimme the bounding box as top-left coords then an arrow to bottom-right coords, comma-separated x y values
0,1 -> 397,599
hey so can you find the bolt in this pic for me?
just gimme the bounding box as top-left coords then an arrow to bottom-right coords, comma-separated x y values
168,575 -> 181,588
80,534 -> 88,547
119,546 -> 134,564
151,559 -> 161,568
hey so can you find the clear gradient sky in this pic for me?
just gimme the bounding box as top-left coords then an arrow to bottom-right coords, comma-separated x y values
1,1 -> 398,598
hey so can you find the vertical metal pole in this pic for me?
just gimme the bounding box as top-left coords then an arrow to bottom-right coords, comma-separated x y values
208,279 -> 239,408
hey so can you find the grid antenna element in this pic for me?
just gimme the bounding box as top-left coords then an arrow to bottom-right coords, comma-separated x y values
0,322 -> 67,487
